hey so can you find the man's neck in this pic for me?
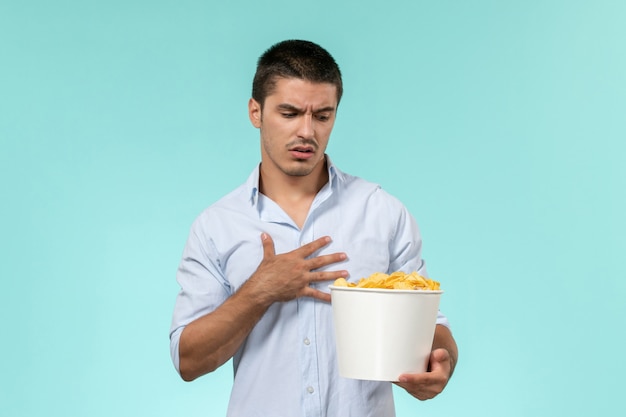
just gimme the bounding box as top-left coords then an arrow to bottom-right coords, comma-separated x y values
259,160 -> 329,228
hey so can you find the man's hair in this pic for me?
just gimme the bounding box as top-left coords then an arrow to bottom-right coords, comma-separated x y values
252,40 -> 343,107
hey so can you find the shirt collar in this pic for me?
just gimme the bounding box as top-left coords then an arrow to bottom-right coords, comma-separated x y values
246,155 -> 338,208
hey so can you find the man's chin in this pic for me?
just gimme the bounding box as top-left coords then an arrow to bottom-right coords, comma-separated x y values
281,160 -> 319,177
283,167 -> 314,177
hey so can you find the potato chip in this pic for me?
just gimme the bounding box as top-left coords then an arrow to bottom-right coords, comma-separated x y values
333,271 -> 440,290
333,277 -> 349,287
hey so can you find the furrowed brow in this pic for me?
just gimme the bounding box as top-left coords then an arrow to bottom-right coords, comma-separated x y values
276,103 -> 302,112
276,103 -> 336,113
314,106 -> 336,113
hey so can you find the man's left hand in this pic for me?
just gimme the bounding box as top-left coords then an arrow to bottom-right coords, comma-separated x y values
394,348 -> 453,401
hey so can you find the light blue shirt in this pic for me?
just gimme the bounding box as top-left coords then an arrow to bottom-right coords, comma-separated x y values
170,157 -> 449,417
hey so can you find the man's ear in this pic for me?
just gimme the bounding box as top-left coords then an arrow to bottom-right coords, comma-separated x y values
248,98 -> 262,128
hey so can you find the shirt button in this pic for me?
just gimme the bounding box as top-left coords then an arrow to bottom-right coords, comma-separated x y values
303,338 -> 310,345
307,386 -> 315,394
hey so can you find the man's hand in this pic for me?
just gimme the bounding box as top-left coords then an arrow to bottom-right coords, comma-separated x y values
395,325 -> 458,400
247,232 -> 349,303
394,348 -> 453,400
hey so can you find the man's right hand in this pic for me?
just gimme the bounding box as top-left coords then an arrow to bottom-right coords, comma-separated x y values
247,232 -> 349,304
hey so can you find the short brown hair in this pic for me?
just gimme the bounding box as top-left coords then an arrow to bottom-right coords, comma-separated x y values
252,40 -> 343,107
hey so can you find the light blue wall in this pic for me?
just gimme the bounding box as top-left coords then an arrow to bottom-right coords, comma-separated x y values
1,1 -> 625,416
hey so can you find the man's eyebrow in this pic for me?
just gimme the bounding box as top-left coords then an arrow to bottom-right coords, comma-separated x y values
276,103 -> 301,112
314,106 -> 336,113
276,103 -> 336,113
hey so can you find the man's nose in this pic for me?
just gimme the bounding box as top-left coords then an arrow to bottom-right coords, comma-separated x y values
297,114 -> 314,139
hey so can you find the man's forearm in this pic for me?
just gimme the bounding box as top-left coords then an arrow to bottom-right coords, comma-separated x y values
178,279 -> 273,381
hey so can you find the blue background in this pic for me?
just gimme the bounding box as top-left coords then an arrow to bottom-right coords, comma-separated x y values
1,1 -> 625,416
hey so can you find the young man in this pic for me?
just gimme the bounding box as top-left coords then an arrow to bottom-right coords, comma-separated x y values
170,39 -> 457,416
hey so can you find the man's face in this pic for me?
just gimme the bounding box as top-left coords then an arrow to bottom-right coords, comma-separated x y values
249,77 -> 338,178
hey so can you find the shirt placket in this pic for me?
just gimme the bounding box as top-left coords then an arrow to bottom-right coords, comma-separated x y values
298,224 -> 322,417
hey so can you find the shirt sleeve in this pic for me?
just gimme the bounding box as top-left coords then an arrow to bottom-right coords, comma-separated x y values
169,217 -> 231,373
386,195 -> 451,329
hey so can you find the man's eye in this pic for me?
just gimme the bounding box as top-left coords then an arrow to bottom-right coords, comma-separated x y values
281,113 -> 297,118
316,114 -> 330,122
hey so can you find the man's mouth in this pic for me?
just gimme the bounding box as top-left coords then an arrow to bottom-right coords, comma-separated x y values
289,145 -> 316,159
291,146 -> 314,153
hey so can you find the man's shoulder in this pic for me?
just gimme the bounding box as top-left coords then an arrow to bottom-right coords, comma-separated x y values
333,168 -> 411,219
200,183 -> 250,216
335,168 -> 400,201
333,165 -> 380,192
